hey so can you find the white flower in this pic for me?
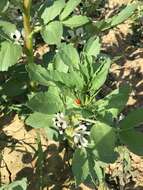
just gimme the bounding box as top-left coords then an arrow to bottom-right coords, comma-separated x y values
10,30 -> 21,42
53,112 -> 68,135
74,123 -> 90,148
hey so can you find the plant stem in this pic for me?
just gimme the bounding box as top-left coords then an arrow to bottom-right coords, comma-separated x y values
36,130 -> 44,190
23,0 -> 33,63
79,117 -> 97,124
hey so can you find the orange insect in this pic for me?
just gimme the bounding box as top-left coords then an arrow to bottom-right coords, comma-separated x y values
75,99 -> 81,105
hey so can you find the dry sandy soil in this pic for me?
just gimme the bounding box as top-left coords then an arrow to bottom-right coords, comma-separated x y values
0,0 -> 143,189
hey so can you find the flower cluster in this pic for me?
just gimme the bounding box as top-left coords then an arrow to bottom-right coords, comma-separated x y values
73,123 -> 90,148
53,113 -> 90,148
53,112 -> 68,135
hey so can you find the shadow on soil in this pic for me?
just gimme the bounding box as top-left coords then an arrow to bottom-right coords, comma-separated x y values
103,29 -> 143,110
14,143 -> 78,190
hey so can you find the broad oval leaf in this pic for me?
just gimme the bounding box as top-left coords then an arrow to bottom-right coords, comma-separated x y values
0,21 -> 16,37
41,21 -> 63,45
41,0 -> 65,24
27,87 -> 64,114
0,41 -> 22,71
26,112 -> 53,128
58,43 -> 80,69
119,130 -> 143,156
90,122 -> 118,163
119,107 -> 143,130
84,36 -> 101,57
95,85 -> 131,123
26,112 -> 58,140
119,108 -> 143,155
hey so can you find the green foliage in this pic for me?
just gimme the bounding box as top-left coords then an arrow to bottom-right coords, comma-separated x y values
62,15 -> 89,28
0,0 -> 9,13
27,86 -> 64,114
41,21 -> 63,45
90,122 -> 118,163
94,85 -> 131,123
72,148 -> 89,185
88,2 -> 139,34
0,41 -> 22,71
89,56 -> 111,95
41,0 -> 65,24
0,0 -> 143,188
26,112 -> 58,140
84,36 -> 101,57
59,0 -> 81,20
0,178 -> 27,190
0,21 -> 16,37
57,43 -> 80,68
119,108 -> 143,156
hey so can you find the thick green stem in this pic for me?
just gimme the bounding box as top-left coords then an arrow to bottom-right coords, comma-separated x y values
23,0 -> 33,63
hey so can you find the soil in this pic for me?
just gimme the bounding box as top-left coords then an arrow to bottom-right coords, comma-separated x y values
0,0 -> 143,190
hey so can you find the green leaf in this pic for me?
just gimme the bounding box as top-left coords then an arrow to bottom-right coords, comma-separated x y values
0,21 -> 16,37
93,161 -> 104,183
58,43 -> 80,69
0,41 -> 22,71
41,21 -> 63,45
0,65 -> 28,97
0,0 -> 9,13
27,86 -> 64,114
111,3 -> 139,27
26,112 -> 53,128
27,63 -> 50,86
62,15 -> 89,28
72,148 -> 89,185
69,70 -> 84,90
41,0 -> 65,24
119,108 -> 143,130
95,85 -> 131,122
84,36 -> 101,57
119,130 -> 143,156
60,0 -> 81,20
27,63 -> 68,88
27,62 -> 84,91
0,178 -> 27,190
26,112 -> 58,140
119,108 -> 143,156
90,3 -> 139,33
90,122 -> 118,163
90,56 -> 111,94
54,53 -> 69,73
1,78 -> 27,97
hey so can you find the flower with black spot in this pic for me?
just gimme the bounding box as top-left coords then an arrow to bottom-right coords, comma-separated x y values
10,30 -> 21,42
53,112 -> 68,135
73,123 -> 90,148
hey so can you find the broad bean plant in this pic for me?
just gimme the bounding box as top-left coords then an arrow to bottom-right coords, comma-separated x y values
0,0 -> 143,189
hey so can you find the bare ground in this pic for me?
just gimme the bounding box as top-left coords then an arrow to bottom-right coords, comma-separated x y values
0,0 -> 143,189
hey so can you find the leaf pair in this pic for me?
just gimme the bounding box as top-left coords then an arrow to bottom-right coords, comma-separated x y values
41,0 -> 89,45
